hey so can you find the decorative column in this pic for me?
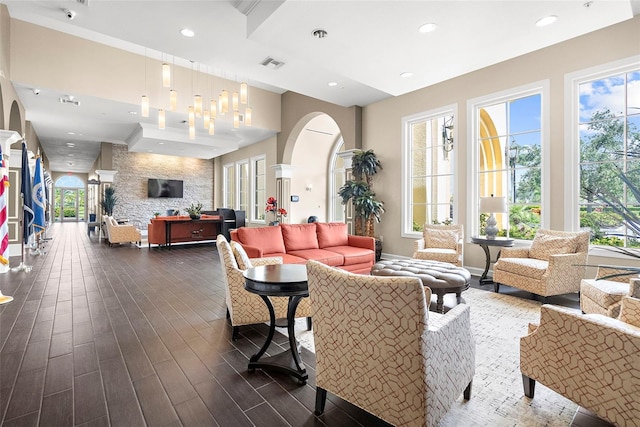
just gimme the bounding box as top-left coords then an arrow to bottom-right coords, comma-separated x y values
270,164 -> 295,224
337,150 -> 358,235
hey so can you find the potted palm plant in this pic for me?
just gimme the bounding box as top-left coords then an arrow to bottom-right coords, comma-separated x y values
338,149 -> 384,238
101,186 -> 117,216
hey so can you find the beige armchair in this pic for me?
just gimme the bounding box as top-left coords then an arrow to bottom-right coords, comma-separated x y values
581,266 -> 640,317
103,216 -> 141,247
307,260 -> 475,427
493,229 -> 590,298
520,297 -> 640,426
216,235 -> 311,341
413,224 -> 464,266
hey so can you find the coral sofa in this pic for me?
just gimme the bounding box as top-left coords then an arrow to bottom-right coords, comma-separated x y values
230,222 -> 375,274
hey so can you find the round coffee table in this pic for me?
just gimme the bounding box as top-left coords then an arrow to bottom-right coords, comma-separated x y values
371,259 -> 471,313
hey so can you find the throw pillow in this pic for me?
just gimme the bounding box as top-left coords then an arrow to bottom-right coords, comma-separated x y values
529,233 -> 578,261
424,229 -> 458,249
281,223 -> 319,251
316,222 -> 349,248
237,226 -> 286,255
230,241 -> 252,270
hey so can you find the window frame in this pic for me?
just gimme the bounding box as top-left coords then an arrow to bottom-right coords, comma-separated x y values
251,155 -> 266,223
467,81 -> 550,242
564,55 -> 640,257
327,137 -> 345,223
401,104 -> 458,238
222,162 -> 234,209
236,159 -> 249,215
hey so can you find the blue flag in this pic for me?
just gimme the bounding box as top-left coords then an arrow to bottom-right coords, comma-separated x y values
32,157 -> 46,235
20,142 -> 34,244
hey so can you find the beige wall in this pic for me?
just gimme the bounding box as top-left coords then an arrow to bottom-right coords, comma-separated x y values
363,16 -> 640,273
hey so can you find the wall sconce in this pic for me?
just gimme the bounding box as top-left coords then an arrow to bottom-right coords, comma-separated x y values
305,184 -> 313,192
442,116 -> 454,159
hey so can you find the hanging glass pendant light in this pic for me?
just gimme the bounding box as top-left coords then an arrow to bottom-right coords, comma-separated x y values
158,109 -> 165,129
209,119 -> 215,135
232,92 -> 239,112
220,90 -> 229,115
194,94 -> 202,118
233,111 -> 240,129
245,107 -> 252,127
210,100 -> 217,119
162,63 -> 170,87
240,82 -> 248,104
188,106 -> 195,127
169,90 -> 177,111
203,109 -> 210,129
141,95 -> 149,117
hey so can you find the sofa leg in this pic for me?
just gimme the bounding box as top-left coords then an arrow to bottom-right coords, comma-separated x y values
306,317 -> 312,331
315,387 -> 327,415
494,282 -> 500,293
232,326 -> 239,341
463,380 -> 472,400
226,308 -> 230,319
522,374 -> 536,398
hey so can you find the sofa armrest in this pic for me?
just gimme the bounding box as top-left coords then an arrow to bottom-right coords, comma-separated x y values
414,238 -> 425,253
237,243 -> 263,258
347,235 -> 375,251
250,257 -> 283,267
500,247 -> 530,258
619,296 -> 640,328
543,252 -> 587,294
108,225 -> 141,242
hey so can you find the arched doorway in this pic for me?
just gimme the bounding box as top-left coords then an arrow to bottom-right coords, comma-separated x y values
54,175 -> 85,222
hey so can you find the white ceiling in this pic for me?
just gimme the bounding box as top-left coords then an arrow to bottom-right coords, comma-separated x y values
3,0 -> 638,173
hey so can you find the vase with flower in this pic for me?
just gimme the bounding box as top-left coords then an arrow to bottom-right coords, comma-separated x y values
265,197 -> 287,226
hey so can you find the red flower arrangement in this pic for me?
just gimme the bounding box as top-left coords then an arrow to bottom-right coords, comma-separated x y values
265,196 -> 287,223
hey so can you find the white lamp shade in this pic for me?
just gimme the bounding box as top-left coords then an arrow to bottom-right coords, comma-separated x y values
479,196 -> 507,213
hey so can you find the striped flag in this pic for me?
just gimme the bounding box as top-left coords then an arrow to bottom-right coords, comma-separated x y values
0,145 -> 9,266
32,157 -> 46,236
21,141 -> 34,245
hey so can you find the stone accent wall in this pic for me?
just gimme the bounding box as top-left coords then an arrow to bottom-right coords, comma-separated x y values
111,145 -> 214,226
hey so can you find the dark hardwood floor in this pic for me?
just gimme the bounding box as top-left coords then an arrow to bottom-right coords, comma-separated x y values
0,222 -> 609,426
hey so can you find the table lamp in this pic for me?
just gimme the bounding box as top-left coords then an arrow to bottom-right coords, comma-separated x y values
480,195 -> 507,239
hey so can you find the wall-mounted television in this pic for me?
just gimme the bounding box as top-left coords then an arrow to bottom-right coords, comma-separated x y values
148,179 -> 184,198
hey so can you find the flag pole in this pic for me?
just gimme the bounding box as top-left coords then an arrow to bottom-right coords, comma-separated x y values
11,193 -> 31,273
12,140 -> 32,273
0,139 -> 15,302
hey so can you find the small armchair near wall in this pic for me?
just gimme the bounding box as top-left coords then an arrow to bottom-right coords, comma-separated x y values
493,229 -> 590,298
580,266 -> 639,318
103,216 -> 141,247
520,298 -> 640,426
413,224 -> 464,266
307,260 -> 475,427
216,235 -> 311,341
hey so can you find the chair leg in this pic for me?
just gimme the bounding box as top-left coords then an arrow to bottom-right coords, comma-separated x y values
315,387 -> 327,415
306,317 -> 312,331
463,380 -> 472,400
232,326 -> 239,341
522,374 -> 536,398
226,308 -> 230,319
494,282 -> 500,293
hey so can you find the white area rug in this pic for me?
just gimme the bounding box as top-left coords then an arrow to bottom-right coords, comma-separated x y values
288,287 -> 577,426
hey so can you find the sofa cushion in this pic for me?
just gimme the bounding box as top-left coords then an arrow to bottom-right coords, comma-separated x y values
529,233 -> 577,261
263,252 -> 308,264
230,241 -> 252,270
494,257 -> 548,280
414,248 -> 459,264
281,223 -> 318,252
237,226 -> 286,255
288,249 -> 344,267
316,222 -> 349,248
424,229 -> 458,249
324,245 -> 374,266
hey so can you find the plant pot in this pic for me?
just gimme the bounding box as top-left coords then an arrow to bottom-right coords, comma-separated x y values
269,221 -> 280,226
190,214 -> 201,220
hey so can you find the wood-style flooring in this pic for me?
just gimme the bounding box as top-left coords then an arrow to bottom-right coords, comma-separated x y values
0,222 -> 611,426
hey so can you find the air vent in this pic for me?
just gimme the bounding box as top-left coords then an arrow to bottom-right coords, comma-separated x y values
76,0 -> 89,5
59,96 -> 80,106
260,57 -> 285,70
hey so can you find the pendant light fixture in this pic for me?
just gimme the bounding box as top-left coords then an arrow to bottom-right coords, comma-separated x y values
240,82 -> 248,104
170,90 -> 177,111
210,100 -> 217,120
194,95 -> 203,118
209,119 -> 215,135
233,111 -> 240,129
220,90 -> 229,115
162,63 -> 170,87
203,109 -> 210,129
245,107 -> 252,127
158,109 -> 165,129
188,106 -> 195,127
232,92 -> 239,112
141,49 -> 149,117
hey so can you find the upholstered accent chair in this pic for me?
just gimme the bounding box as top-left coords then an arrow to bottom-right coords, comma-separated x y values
413,224 -> 464,267
103,216 -> 142,247
581,266 -> 640,317
520,298 -> 640,426
492,229 -> 590,298
307,260 -> 475,427
216,235 -> 311,340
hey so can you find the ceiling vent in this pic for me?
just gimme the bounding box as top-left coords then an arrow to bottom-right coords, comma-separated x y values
59,96 -> 80,106
75,0 -> 89,5
260,57 -> 285,70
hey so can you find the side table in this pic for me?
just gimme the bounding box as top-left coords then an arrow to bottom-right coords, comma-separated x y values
471,236 -> 514,285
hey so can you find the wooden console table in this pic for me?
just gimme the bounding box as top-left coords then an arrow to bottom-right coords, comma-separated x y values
153,216 -> 222,249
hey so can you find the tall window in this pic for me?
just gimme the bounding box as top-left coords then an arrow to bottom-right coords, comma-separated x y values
223,163 -> 234,208
329,138 -> 345,222
402,107 -> 455,235
470,82 -> 548,240
253,156 -> 266,222
237,160 -> 249,214
577,66 -> 640,249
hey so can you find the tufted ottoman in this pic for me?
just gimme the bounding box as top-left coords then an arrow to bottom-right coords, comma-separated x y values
371,259 -> 471,313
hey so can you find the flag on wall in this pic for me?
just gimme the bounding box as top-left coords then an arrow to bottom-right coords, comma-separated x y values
0,145 -> 10,266
21,142 -> 34,245
32,157 -> 46,235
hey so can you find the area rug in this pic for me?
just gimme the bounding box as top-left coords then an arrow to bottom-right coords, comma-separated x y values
287,287 -> 578,426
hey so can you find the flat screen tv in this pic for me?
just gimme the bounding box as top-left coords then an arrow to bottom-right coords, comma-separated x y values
148,179 -> 183,198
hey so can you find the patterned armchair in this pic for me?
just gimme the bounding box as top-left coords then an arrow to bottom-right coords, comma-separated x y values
103,216 -> 141,247
493,229 -> 590,298
413,224 -> 464,267
581,266 -> 640,317
307,260 -> 475,427
520,297 -> 640,426
216,235 -> 311,341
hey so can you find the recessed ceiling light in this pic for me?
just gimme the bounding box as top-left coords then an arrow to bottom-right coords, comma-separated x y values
159,142 -> 164,145
400,72 -> 414,78
536,15 -> 558,27
67,132 -> 75,135
180,28 -> 195,38
129,111 -> 138,115
418,23 -> 438,33
328,82 -> 338,87
66,142 -> 75,147
312,29 -> 328,39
